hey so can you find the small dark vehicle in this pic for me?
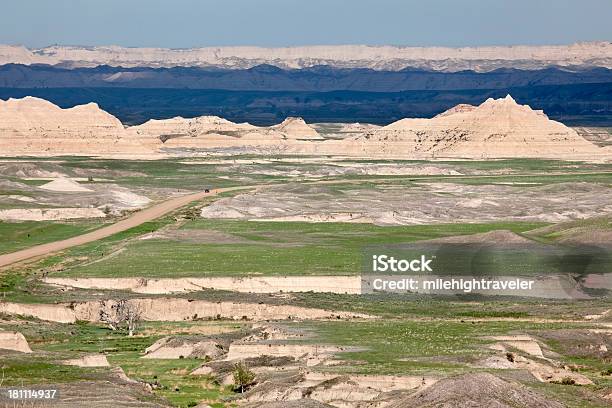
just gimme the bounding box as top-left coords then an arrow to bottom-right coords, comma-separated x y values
204,189 -> 210,193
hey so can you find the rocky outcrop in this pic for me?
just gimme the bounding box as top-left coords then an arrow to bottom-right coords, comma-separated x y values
39,178 -> 93,192
0,97 -> 156,156
0,301 -> 77,323
240,371 -> 436,408
484,336 -> 594,386
225,344 -> 345,363
130,115 -> 287,150
0,299 -> 372,323
143,337 -> 226,360
131,115 -> 256,138
0,331 -> 32,353
434,103 -> 476,118
1,95 -> 609,160
64,354 -> 110,367
43,276 -> 362,295
387,373 -> 564,408
488,335 -> 544,357
271,118 -> 323,140
73,298 -> 372,322
334,95 -> 605,159
0,208 -> 106,221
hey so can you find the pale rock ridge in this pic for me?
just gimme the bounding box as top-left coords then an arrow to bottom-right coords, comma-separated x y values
319,94 -> 605,159
0,208 -> 106,221
39,177 -> 93,192
434,104 -> 477,118
131,115 -> 291,149
0,331 -> 32,353
43,276 -> 362,295
0,299 -> 372,323
0,95 -> 609,160
271,117 -> 323,140
1,42 -> 610,72
0,96 -> 155,155
143,337 -> 226,360
64,354 -> 110,367
133,115 -> 256,137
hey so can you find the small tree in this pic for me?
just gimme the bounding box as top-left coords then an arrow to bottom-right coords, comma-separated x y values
232,361 -> 256,393
99,299 -> 142,336
123,301 -> 142,337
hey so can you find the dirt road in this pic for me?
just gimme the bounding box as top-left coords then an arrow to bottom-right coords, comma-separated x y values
0,186 -> 251,268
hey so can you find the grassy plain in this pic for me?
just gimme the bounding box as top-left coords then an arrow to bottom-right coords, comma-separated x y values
52,220 -> 547,278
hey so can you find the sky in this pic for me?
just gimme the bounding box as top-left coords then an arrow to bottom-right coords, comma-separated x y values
1,0 -> 611,48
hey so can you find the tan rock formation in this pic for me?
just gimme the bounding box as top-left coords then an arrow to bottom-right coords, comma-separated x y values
0,97 -> 155,156
43,276 -> 362,295
143,337 -> 226,360
330,95 -> 605,159
129,115 -> 287,150
39,178 -> 93,192
73,298 -> 372,322
132,115 -> 256,138
64,354 -> 110,367
225,343 -> 344,362
1,95 -> 609,160
0,301 -> 77,323
0,331 -> 32,353
434,103 -> 477,118
387,373 -> 564,408
0,298 -> 372,324
488,335 -> 544,357
271,117 -> 323,140
0,208 -> 106,221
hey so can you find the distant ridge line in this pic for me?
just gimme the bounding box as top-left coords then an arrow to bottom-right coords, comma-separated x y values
1,42 -> 610,72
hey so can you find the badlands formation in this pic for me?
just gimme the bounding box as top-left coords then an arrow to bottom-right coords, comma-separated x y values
1,42 -> 610,71
0,96 -> 155,156
0,95 -> 609,160
323,95 -> 607,159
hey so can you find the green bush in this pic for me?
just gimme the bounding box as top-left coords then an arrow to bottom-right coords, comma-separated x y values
232,361 -> 256,393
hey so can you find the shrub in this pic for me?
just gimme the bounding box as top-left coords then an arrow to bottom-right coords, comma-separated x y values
560,377 -> 576,385
232,361 -> 256,393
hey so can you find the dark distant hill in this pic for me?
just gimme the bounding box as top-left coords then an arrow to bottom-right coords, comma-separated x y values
1,64 -> 611,92
0,64 -> 610,126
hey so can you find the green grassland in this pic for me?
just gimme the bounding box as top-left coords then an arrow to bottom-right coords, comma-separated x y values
4,157 -> 611,194
299,319 -> 612,407
527,215 -> 612,243
56,157 -> 286,189
0,220 -> 102,254
301,320 -> 590,374
52,220 -> 547,278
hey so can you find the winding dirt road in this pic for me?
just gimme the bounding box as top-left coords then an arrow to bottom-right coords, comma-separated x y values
0,186 -> 252,268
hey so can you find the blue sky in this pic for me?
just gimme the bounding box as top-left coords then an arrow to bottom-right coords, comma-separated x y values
1,0 -> 611,48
